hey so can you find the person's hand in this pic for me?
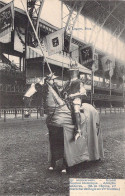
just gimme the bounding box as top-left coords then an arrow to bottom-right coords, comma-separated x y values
75,129 -> 82,142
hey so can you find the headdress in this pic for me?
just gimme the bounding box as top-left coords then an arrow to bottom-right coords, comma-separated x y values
46,73 -> 58,80
68,61 -> 79,71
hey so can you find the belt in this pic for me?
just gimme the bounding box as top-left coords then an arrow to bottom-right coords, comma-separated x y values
80,109 -> 84,113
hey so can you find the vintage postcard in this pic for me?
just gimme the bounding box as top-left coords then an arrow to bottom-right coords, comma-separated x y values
0,0 -> 125,195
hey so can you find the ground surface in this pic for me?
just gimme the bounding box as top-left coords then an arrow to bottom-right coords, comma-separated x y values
0,113 -> 125,196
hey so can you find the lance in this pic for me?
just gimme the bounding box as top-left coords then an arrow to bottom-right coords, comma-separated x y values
21,0 -> 52,74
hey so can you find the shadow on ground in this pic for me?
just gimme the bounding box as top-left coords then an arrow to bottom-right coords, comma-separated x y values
0,113 -> 125,195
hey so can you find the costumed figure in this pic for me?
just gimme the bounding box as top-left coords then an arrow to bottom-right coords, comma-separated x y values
23,71 -> 104,174
61,61 -> 86,141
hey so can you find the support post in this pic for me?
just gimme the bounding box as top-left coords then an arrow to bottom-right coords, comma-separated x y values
37,108 -> 39,119
109,74 -> 112,108
22,108 -> 24,120
91,69 -> 94,105
4,110 -> 6,122
15,108 -> 17,118
123,75 -> 124,108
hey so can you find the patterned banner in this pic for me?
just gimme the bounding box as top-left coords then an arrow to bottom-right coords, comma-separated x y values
0,1 -> 14,43
14,27 -> 25,53
46,28 -> 64,56
81,45 -> 93,64
101,56 -> 115,73
92,53 -> 98,72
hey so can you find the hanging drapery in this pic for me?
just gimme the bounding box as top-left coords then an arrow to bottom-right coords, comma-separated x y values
45,28 -> 65,56
0,1 -> 14,43
101,55 -> 115,73
26,45 -> 91,75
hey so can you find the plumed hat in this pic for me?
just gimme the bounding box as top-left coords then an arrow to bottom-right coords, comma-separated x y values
46,72 -> 58,80
68,61 -> 79,71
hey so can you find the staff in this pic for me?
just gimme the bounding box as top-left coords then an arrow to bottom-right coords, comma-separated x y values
21,0 -> 52,74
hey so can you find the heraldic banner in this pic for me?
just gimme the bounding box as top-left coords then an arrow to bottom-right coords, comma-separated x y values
0,1 -> 14,43
101,55 -> 115,77
46,28 -> 64,56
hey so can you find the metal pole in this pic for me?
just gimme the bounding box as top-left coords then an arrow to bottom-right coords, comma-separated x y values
21,0 -> 52,74
61,1 -> 64,87
109,65 -> 112,108
123,75 -> 124,107
61,0 -> 63,28
110,74 -> 111,96
4,110 -> 6,122
91,70 -> 94,105
22,108 -> 24,120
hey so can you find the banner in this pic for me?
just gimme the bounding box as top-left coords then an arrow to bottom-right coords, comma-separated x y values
46,28 -> 64,56
80,45 -> 93,64
0,1 -> 14,43
71,43 -> 79,62
14,27 -> 25,53
115,64 -> 125,79
101,56 -> 115,72
92,53 -> 98,72
109,67 -> 114,77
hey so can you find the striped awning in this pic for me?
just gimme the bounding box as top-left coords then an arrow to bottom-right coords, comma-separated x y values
26,46 -> 91,75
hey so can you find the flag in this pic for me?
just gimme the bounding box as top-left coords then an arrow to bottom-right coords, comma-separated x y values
14,27 -> 25,53
92,53 -> 98,72
109,67 -> 114,77
46,28 -> 64,56
101,56 -> 115,72
0,1 -> 14,43
81,45 -> 93,63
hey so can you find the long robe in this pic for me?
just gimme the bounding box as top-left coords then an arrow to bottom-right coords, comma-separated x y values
47,102 -> 104,167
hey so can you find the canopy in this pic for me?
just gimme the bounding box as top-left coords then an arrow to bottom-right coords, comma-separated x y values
26,46 -> 91,75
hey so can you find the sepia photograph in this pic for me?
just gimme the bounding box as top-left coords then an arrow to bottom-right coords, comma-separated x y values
0,0 -> 125,195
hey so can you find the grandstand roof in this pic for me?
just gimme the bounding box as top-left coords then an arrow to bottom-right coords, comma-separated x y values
62,0 -> 125,43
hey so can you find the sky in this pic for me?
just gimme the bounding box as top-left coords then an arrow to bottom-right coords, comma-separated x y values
1,0 -> 125,63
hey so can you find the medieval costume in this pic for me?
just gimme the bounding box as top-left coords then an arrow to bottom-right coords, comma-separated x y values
24,71 -> 104,174
61,62 -> 86,140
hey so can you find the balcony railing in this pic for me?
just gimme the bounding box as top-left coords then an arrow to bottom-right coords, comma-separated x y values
0,84 -> 26,93
0,65 -> 25,79
92,93 -> 123,101
94,81 -> 123,91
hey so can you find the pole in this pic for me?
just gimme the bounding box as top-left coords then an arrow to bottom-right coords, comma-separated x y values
91,61 -> 95,105
110,74 -> 111,96
21,0 -> 52,74
123,75 -> 124,107
61,1 -> 64,87
61,0 -> 63,29
91,70 -> 94,105
109,63 -> 112,107
62,53 -> 64,87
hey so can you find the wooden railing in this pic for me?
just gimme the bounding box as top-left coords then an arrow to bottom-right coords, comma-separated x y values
0,107 -> 45,122
0,84 -> 26,93
96,107 -> 125,114
0,107 -> 125,122
93,94 -> 124,101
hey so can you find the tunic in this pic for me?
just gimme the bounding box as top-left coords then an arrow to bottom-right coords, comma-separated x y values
62,78 -> 86,113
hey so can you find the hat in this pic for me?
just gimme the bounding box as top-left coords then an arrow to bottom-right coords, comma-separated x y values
36,77 -> 45,85
46,73 -> 58,80
68,61 -> 79,71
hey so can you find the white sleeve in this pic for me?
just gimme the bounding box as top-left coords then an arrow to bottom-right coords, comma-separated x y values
80,82 -> 86,95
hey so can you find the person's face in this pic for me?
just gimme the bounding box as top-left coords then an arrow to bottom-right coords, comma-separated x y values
35,83 -> 42,92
